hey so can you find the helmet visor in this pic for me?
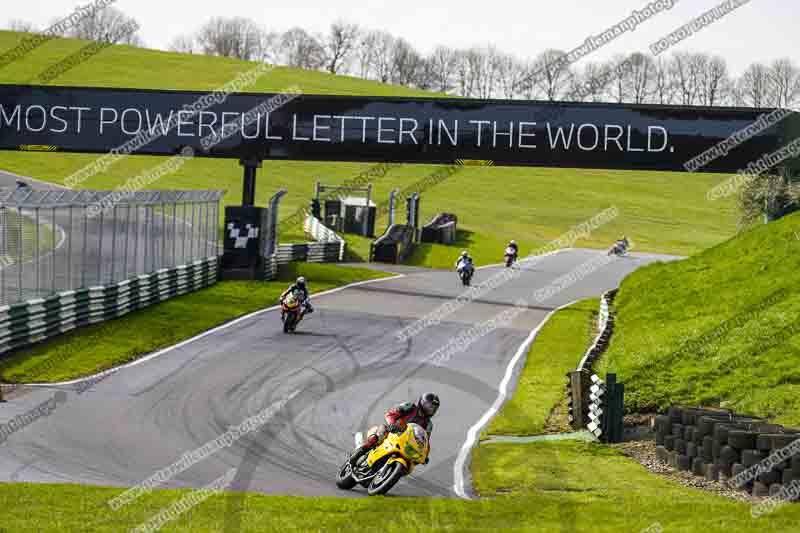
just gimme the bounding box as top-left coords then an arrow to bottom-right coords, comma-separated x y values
421,399 -> 439,416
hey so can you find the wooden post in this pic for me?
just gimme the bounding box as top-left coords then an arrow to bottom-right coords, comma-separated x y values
569,370 -> 590,431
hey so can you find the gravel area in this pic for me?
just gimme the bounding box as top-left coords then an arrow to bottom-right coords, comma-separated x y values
613,433 -> 760,504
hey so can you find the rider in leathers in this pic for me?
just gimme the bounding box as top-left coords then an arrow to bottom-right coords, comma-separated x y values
349,393 -> 440,466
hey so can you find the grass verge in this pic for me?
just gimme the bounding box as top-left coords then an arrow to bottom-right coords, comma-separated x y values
0,263 -> 390,383
4,461 -> 800,533
485,298 -> 599,436
471,440 -> 800,532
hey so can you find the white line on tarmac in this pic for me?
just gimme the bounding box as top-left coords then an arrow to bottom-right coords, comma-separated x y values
22,273 -> 406,388
452,298 -> 580,499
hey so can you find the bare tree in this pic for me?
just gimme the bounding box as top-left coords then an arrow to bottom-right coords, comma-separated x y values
768,58 -> 800,108
414,58 -> 438,91
6,19 -> 37,33
524,49 -> 572,101
698,56 -> 729,106
66,6 -> 142,45
453,50 -> 474,97
258,31 -> 283,64
569,62 -> 612,102
390,37 -> 422,86
196,17 -> 266,61
495,52 -> 525,99
670,52 -> 706,105
370,31 -> 396,83
428,46 -> 458,94
652,56 -> 675,104
463,47 -> 499,99
738,62 -> 771,108
607,54 -> 629,103
322,21 -> 360,74
168,34 -> 197,54
626,52 -> 655,103
355,31 -> 379,79
279,27 -> 325,70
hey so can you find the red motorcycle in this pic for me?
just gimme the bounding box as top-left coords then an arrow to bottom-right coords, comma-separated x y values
281,291 -> 304,333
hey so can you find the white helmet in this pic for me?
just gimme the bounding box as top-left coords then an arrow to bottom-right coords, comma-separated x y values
297,277 -> 306,285
509,240 -> 516,245
461,251 -> 468,257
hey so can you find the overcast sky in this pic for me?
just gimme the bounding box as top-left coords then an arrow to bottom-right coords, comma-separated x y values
3,0 -> 795,76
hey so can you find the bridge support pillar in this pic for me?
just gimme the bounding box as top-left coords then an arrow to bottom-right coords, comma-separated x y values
240,158 -> 262,207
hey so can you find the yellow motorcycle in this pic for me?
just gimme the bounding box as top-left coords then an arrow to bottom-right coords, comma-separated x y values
336,423 -> 430,496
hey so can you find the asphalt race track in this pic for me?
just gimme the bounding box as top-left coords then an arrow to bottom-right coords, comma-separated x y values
0,248 -> 679,499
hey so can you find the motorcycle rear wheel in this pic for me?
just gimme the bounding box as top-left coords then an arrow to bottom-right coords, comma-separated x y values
367,461 -> 406,496
336,461 -> 357,490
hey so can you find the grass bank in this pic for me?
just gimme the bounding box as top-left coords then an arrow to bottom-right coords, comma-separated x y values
598,211 -> 800,427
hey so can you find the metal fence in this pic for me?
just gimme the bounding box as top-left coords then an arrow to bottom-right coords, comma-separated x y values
0,189 -> 224,306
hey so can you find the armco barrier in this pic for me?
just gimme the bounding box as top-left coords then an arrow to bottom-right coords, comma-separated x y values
0,257 -> 218,356
654,405 -> 800,499
275,242 -> 343,265
261,254 -> 278,281
566,289 -> 625,442
304,214 -> 346,261
273,215 -> 346,267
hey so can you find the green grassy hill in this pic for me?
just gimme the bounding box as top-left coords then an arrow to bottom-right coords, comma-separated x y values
0,31 -> 739,264
0,31 -> 434,96
599,211 -> 800,427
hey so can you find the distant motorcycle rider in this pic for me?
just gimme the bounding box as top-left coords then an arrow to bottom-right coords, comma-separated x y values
506,240 -> 519,257
349,393 -> 440,466
280,276 -> 314,318
455,251 -> 474,272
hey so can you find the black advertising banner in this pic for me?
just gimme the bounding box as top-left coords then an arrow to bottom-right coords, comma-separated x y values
0,84 -> 792,172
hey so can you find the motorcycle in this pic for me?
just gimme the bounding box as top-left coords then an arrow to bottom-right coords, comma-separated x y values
608,241 -> 628,257
458,264 -> 474,286
504,246 -> 517,268
336,423 -> 430,496
280,290 -> 305,333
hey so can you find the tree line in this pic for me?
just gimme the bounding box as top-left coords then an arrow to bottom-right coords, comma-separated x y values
5,12 -> 800,108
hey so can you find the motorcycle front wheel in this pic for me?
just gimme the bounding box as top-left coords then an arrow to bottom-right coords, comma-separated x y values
283,314 -> 295,333
336,461 -> 357,490
367,461 -> 406,496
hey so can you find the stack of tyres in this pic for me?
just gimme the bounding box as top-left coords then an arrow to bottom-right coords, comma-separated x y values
654,405 -> 800,498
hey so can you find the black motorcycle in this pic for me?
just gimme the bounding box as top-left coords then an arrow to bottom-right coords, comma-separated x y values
608,241 -> 629,257
504,246 -> 517,268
